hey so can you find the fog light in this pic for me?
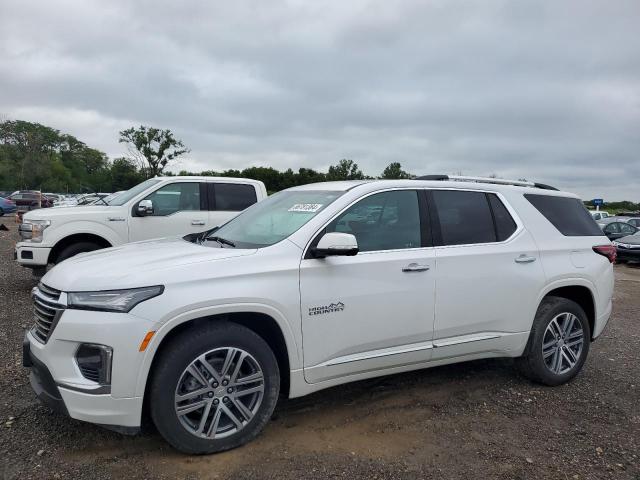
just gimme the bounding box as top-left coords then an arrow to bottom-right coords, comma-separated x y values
75,344 -> 113,385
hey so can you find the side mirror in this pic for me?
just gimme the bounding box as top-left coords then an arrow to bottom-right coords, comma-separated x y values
313,232 -> 358,258
137,199 -> 154,216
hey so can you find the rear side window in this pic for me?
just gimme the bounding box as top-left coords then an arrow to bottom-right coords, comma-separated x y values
487,194 -> 517,241
524,194 -> 603,236
431,190 -> 496,245
210,183 -> 258,211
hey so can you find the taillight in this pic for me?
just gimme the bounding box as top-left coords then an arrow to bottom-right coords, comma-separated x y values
593,245 -> 616,263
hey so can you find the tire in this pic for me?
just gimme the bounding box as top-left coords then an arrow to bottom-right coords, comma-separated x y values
55,241 -> 101,263
517,296 -> 591,386
149,322 -> 280,454
0,207 -> 4,216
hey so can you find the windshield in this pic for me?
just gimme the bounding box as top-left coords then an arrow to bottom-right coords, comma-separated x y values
108,179 -> 162,206
207,190 -> 344,248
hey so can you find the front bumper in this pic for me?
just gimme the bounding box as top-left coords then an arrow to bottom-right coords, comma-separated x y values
15,242 -> 51,267
23,306 -> 159,429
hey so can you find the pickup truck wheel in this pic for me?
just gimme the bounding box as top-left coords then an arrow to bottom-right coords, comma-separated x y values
150,322 -> 280,454
55,241 -> 101,263
517,296 -> 590,386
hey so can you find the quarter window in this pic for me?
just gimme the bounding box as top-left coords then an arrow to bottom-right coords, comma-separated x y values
487,194 -> 517,241
143,182 -> 201,216
326,190 -> 422,252
211,183 -> 258,211
431,190 -> 496,245
524,194 -> 604,237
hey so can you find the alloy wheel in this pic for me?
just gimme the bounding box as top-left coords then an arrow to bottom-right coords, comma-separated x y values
174,347 -> 265,439
542,312 -> 584,375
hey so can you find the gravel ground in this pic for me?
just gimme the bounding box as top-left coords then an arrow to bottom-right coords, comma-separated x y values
1,216 -> 638,479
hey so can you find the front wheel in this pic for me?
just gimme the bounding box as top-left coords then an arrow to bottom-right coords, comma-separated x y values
150,322 -> 280,454
517,296 -> 591,386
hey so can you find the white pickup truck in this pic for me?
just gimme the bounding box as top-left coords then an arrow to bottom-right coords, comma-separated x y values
15,176 -> 267,274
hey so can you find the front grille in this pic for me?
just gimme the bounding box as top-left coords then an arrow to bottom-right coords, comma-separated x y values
31,283 -> 65,344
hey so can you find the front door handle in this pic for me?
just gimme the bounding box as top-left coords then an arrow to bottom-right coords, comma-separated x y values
402,263 -> 430,272
191,220 -> 205,226
515,255 -> 536,264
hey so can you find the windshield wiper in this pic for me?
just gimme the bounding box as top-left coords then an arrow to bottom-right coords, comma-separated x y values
207,236 -> 236,248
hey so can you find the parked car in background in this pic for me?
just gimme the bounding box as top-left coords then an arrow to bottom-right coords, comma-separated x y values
613,233 -> 640,263
15,176 -> 267,275
623,217 -> 640,228
600,221 -> 638,240
0,196 -> 17,216
590,211 -> 610,221
23,175 -> 613,454
10,191 -> 53,218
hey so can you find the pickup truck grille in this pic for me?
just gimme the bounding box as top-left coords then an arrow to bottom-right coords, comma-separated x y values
31,283 -> 65,344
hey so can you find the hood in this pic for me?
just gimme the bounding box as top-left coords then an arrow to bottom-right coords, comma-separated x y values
24,204 -> 116,221
616,234 -> 640,245
43,237 -> 257,291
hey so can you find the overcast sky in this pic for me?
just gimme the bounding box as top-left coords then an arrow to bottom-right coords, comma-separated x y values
1,1 -> 639,200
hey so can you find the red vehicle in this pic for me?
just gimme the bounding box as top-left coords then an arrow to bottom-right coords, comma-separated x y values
10,191 -> 52,222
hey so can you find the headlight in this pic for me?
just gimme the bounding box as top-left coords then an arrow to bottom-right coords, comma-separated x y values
612,241 -> 619,246
67,285 -> 164,313
19,220 -> 51,243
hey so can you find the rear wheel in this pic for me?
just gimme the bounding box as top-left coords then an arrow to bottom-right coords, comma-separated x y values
150,322 -> 280,454
55,241 -> 101,263
517,296 -> 590,386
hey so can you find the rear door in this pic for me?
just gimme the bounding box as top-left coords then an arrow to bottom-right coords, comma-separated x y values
429,190 -> 546,359
207,182 -> 259,228
129,181 -> 208,241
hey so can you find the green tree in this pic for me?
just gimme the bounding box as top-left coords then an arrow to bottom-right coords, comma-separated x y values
326,159 -> 364,181
119,126 -> 189,178
380,162 -> 412,179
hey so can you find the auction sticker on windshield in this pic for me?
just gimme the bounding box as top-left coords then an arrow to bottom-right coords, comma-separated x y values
288,203 -> 323,213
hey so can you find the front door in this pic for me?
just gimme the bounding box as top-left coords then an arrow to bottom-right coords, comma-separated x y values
129,181 -> 209,242
300,189 -> 435,384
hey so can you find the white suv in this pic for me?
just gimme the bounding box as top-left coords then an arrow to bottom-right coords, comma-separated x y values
23,176 -> 614,454
15,176 -> 267,273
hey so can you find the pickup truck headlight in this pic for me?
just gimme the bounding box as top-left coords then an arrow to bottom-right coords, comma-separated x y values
67,286 -> 164,313
18,220 -> 51,243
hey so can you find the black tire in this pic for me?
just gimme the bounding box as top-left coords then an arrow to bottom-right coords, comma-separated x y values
149,322 -> 280,454
0,207 -> 4,216
517,296 -> 591,386
55,241 -> 101,263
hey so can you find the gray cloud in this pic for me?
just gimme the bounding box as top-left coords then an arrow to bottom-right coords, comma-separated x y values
1,0 -> 639,200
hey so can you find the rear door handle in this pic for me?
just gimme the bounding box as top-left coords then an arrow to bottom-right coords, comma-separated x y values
402,263 -> 430,272
191,220 -> 205,226
515,255 -> 536,264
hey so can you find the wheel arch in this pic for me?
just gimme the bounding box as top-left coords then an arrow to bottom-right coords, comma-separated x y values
139,306 -> 299,406
538,283 -> 596,340
49,233 -> 112,264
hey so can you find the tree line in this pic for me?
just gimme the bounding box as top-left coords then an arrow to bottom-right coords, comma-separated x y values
0,119 -> 412,194
1,119 -> 638,210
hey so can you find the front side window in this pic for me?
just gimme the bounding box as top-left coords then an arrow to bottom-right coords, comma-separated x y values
326,190 -> 422,252
604,223 -> 620,234
208,190 -> 343,248
432,190 -> 496,245
143,182 -> 201,216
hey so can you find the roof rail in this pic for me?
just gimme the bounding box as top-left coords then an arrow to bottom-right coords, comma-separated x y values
416,175 -> 558,191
